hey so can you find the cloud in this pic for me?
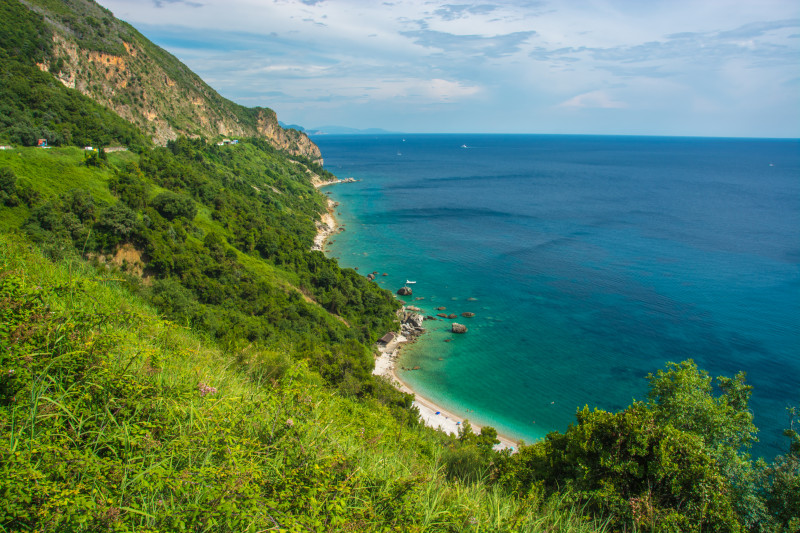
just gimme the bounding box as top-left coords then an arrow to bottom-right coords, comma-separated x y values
95,0 -> 800,137
559,91 -> 627,109
152,0 -> 202,7
401,28 -> 536,58
433,4 -> 498,22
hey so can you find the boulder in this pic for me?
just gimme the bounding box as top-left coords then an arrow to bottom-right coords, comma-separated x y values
437,313 -> 448,318
402,312 -> 424,329
436,306 -> 447,311
397,286 -> 413,296
461,312 -> 475,318
451,323 -> 468,334
447,313 -> 457,319
366,273 -> 375,281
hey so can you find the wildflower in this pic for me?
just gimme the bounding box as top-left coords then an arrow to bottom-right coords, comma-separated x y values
198,382 -> 218,396
286,418 -> 294,428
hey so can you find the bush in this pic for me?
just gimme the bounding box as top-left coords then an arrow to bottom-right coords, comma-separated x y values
151,191 -> 196,220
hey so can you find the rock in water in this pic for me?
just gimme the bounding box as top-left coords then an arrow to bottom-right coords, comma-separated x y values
447,313 -> 457,319
397,286 -> 413,296
461,312 -> 475,318
452,323 -> 468,334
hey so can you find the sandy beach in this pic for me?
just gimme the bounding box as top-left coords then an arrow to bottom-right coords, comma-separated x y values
311,198 -> 337,251
311,179 -> 518,451
373,331 -> 519,452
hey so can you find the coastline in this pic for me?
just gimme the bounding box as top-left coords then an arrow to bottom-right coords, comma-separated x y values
312,181 -> 518,452
311,198 -> 337,252
373,330 -> 518,452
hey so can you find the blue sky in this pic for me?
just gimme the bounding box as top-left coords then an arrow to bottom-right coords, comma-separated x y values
96,0 -> 799,137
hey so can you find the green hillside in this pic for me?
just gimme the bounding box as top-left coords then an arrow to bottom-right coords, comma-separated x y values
1,0 -> 798,531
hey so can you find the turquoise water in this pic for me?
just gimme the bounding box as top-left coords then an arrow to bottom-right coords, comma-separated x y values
315,134 -> 800,458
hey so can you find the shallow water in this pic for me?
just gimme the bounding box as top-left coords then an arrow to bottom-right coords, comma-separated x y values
316,134 -> 800,458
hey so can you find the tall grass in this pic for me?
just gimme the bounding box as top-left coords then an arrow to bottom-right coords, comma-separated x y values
0,233 -> 607,531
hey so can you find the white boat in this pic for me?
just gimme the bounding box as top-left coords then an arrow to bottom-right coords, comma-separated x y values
406,280 -> 416,284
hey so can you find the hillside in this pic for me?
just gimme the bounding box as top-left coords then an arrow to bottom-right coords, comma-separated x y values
3,0 -> 320,161
1,0 -> 798,532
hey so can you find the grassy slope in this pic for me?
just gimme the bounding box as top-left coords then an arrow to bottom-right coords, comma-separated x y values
0,232 -> 607,532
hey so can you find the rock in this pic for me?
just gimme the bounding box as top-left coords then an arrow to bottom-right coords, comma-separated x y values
406,306 -> 421,312
402,312 -> 424,329
366,273 -> 375,281
444,339 -> 452,343
415,297 -> 425,300
426,315 -> 437,320
436,306 -> 447,311
437,313 -> 448,318
451,323 -> 468,334
447,313 -> 457,319
382,273 -> 388,276
467,297 -> 478,301
397,286 -> 413,296
412,366 -> 421,370
461,312 -> 475,318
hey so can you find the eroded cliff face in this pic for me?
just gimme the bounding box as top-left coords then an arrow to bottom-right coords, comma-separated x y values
38,34 -> 322,163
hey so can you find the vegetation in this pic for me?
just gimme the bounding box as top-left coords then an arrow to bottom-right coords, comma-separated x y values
0,0 -> 797,530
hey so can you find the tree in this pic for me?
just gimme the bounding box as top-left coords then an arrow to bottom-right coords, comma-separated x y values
496,360 -> 764,532
151,191 -> 196,221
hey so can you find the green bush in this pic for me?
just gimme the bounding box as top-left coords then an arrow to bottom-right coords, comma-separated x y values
151,191 -> 196,221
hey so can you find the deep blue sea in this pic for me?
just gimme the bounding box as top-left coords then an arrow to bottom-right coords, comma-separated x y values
313,134 -> 800,459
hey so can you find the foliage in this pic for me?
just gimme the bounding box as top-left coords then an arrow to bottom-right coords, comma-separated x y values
758,407 -> 800,532
0,233 -> 611,532
9,139 -> 403,409
495,360 -> 799,532
150,190 -> 196,221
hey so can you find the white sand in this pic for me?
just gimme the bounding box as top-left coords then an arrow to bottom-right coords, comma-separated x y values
312,198 -> 337,251
373,329 -> 518,452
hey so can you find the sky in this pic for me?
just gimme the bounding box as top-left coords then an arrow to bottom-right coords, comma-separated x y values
95,0 -> 800,137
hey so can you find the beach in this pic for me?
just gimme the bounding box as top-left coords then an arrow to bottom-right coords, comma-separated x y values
312,183 -> 518,451
311,198 -> 337,251
373,332 -> 518,452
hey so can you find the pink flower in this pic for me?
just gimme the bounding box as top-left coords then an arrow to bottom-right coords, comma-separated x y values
198,382 -> 218,397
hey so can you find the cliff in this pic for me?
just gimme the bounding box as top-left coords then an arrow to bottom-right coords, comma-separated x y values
22,0 -> 321,162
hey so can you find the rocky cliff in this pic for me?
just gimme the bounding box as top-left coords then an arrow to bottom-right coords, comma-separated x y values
23,0 -> 321,162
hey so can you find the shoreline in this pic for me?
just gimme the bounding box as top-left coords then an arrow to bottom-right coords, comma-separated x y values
313,181 -> 518,452
373,328 -> 518,452
311,198 -> 338,251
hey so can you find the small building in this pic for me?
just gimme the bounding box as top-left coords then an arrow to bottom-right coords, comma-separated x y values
231,139 -> 239,144
84,146 -> 93,151
378,332 -> 396,345
37,139 -> 48,148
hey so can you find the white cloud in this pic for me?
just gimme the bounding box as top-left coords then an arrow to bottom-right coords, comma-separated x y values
94,0 -> 800,136
558,90 -> 627,109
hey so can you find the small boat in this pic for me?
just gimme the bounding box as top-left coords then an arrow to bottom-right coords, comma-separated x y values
406,280 -> 416,284
461,144 -> 468,148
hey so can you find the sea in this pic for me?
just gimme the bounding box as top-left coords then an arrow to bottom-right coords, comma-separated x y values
313,134 -> 800,459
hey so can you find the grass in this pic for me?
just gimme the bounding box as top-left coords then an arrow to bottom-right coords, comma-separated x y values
0,146 -> 119,203
0,232 -> 610,532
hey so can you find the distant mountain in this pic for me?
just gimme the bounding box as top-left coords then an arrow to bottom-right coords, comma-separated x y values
278,122 -> 307,132
306,126 -> 400,135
